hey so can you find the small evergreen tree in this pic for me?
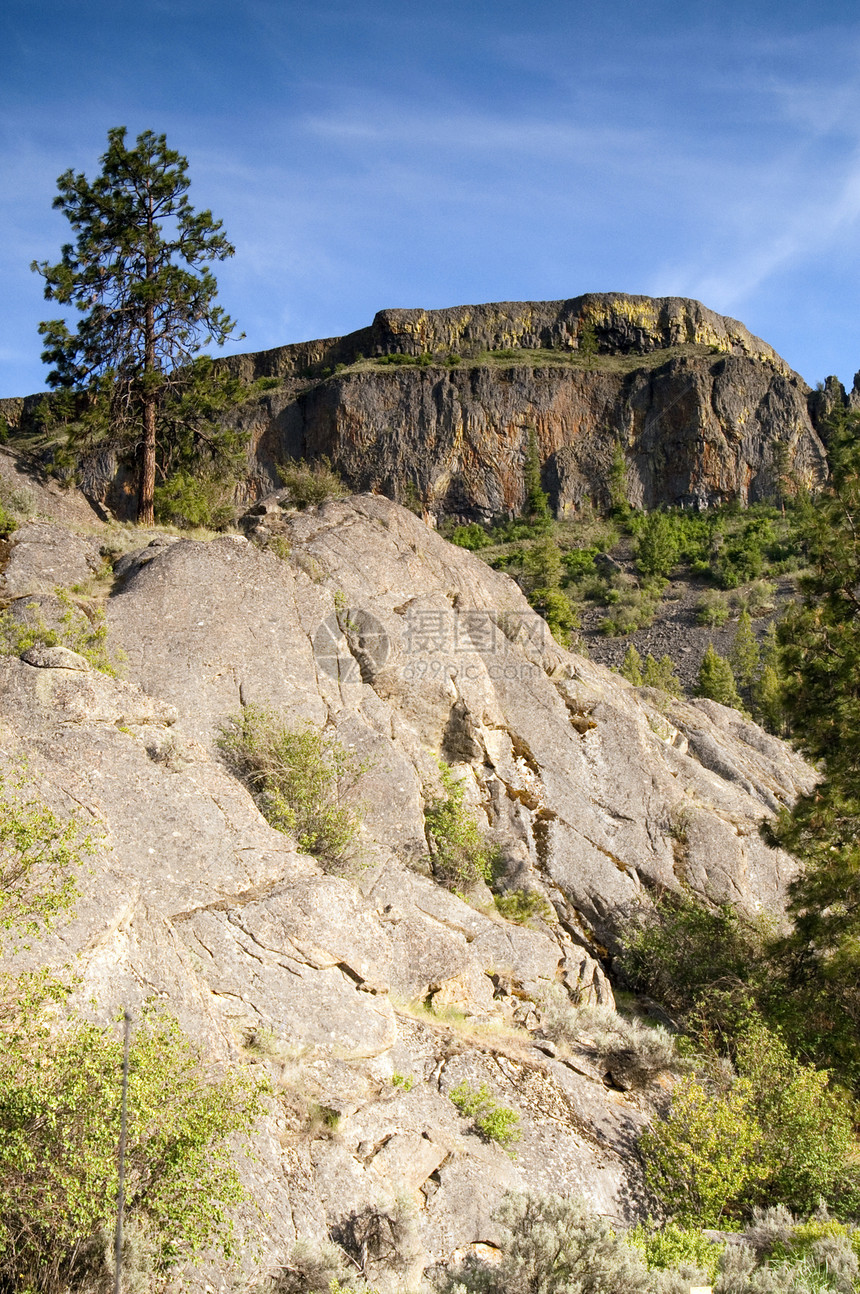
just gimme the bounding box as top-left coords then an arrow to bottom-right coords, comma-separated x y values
730,608 -> 760,700
522,430 -> 552,525
696,643 -> 744,710
636,512 -> 680,579
642,653 -> 682,696
621,643 -> 644,685
32,127 -> 241,524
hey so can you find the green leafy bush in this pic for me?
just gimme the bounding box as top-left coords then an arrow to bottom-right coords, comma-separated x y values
640,1072 -> 763,1225
0,768 -> 96,947
277,457 -> 347,508
626,1220 -> 723,1281
640,1019 -> 859,1224
153,467 -> 237,530
0,590 -> 123,676
696,589 -> 731,627
218,706 -> 367,871
0,1002 -> 268,1294
448,1080 -> 520,1147
493,887 -> 554,925
450,523 -> 493,550
423,762 -> 499,889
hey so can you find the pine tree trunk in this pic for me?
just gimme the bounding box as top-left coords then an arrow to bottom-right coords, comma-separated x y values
138,394 -> 156,526
138,295 -> 156,525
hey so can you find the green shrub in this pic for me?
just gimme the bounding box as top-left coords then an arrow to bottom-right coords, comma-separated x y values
153,468 -> 237,530
640,1019 -> 859,1225
696,589 -> 731,627
423,762 -> 499,889
626,1221 -> 723,1281
640,1072 -> 764,1225
0,768 -> 96,947
450,523 -> 493,550
0,502 -> 17,539
0,590 -> 123,676
599,588 -> 661,636
0,1001 -> 268,1294
618,891 -> 767,1019
493,887 -> 554,925
277,457 -> 347,508
218,706 -> 367,871
448,1080 -> 520,1147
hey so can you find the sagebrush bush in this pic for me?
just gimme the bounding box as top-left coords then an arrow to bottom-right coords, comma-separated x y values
538,994 -> 678,1079
218,706 -> 367,871
269,1239 -> 359,1294
441,1190 -> 649,1294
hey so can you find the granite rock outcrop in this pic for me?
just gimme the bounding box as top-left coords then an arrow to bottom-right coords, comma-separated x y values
0,483 -> 815,1290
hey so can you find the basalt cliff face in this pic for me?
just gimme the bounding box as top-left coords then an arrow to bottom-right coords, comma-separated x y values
219,294 -> 829,520
0,295 -> 831,521
0,480 -> 814,1290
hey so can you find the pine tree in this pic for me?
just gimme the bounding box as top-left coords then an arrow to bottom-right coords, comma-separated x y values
620,643 -> 644,685
642,653 -> 682,697
730,608 -> 761,700
522,430 -> 552,526
696,643 -> 744,710
765,409 -> 860,1072
751,626 -> 787,734
32,128 -> 241,524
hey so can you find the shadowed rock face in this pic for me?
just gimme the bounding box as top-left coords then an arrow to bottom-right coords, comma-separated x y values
0,492 -> 814,1290
245,351 -> 824,519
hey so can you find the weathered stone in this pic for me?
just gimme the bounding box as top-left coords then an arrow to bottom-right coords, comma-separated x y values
0,487 -> 819,1292
1,521 -> 103,596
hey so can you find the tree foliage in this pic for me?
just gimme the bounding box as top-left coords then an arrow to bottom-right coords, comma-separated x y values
766,409 -> 860,1079
0,769 -> 95,946
32,127 -> 242,524
640,1019 -> 858,1225
0,1003 -> 267,1293
696,643 -> 744,710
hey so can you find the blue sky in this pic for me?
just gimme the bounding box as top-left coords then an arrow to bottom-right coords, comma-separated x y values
4,0 -> 860,395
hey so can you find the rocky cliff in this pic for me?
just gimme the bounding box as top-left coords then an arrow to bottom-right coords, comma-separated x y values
0,295 -> 830,521
218,294 -> 828,520
0,478 -> 814,1290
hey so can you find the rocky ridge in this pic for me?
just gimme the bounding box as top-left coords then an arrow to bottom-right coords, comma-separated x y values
0,478 -> 815,1290
0,295 -> 833,522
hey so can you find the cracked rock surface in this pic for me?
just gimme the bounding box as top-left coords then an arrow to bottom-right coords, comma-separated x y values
0,493 -> 814,1290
